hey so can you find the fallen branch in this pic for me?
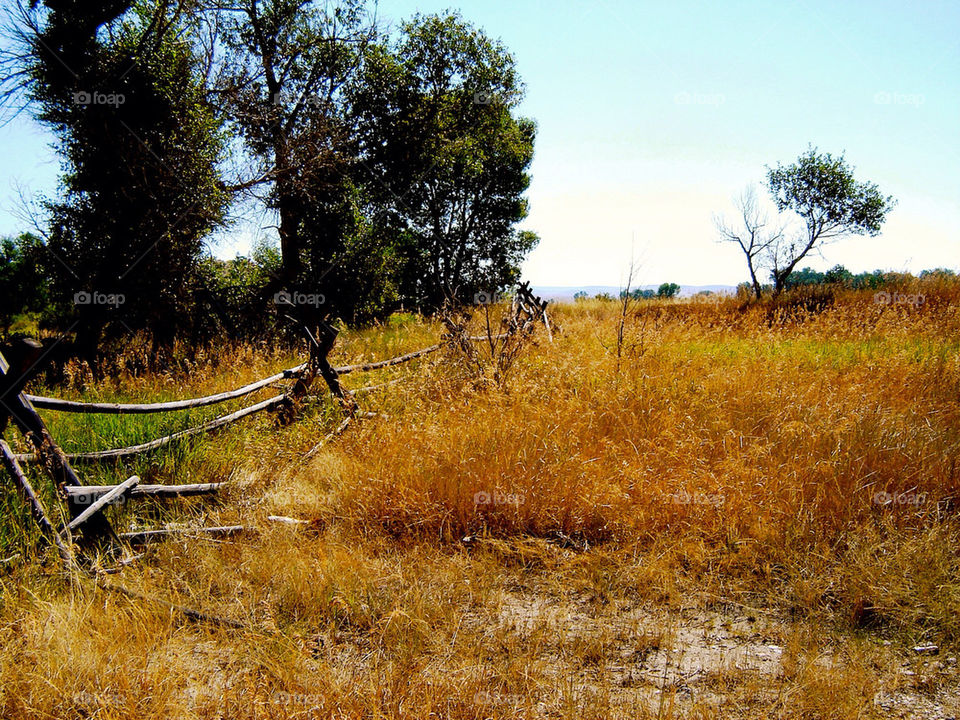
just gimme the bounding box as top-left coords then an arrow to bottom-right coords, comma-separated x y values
65,482 -> 222,503
61,476 -> 139,536
335,344 -> 441,375
25,365 -> 305,414
302,416 -> 352,462
119,525 -> 247,544
13,395 -> 286,463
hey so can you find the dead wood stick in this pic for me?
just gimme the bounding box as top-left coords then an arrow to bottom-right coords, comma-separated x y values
25,365 -> 305,414
119,525 -> 247,544
13,395 -> 285,463
100,582 -> 246,629
0,439 -> 76,567
302,416 -> 352,462
334,344 -> 441,375
61,476 -> 139,536
65,482 -> 221,503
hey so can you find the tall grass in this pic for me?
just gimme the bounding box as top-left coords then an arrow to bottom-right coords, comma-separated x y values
0,279 -> 957,718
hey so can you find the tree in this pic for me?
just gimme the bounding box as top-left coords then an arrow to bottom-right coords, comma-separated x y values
714,186 -> 782,300
765,147 -> 895,294
0,233 -> 49,335
216,0 -> 377,300
783,267 -> 824,289
824,264 -> 853,285
351,12 -> 538,309
657,282 -> 680,298
13,1 -> 229,361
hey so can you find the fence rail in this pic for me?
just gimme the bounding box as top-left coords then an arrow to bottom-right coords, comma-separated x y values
9,339 -> 458,462
24,365 -> 305,414
0,284 -> 553,628
21,336 -> 499,416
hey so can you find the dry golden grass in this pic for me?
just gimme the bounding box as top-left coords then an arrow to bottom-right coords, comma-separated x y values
1,280 -> 959,718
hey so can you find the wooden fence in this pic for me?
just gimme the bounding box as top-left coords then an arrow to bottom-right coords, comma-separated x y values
0,284 -> 552,574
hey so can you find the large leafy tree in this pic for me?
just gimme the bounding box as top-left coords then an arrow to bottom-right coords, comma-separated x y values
352,13 -> 538,309
15,0 -> 228,361
765,146 -> 895,294
215,0 -> 376,301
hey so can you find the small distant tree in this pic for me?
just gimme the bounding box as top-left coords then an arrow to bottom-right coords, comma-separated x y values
824,264 -> 853,285
784,267 -> 824,289
919,268 -> 956,279
715,186 -> 783,300
851,270 -> 887,290
657,282 -> 680,298
573,291 -> 588,301
765,147 -> 895,294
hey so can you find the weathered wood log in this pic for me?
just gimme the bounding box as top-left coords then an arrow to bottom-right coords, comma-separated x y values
0,348 -> 113,539
13,395 -> 286,463
65,482 -> 222,505
0,339 -> 43,433
62,476 -> 139,536
0,439 -> 76,566
25,365 -> 305,414
310,323 -> 358,415
302,416 -> 352,462
119,525 -> 247,544
334,344 -> 442,375
0,349 -> 83,491
101,582 -> 245,629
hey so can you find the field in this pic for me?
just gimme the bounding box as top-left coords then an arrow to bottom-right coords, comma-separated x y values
1,281 -> 959,719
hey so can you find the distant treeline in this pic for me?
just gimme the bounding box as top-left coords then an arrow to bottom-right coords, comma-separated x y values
562,267 -> 958,303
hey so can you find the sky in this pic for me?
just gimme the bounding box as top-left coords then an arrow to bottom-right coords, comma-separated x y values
1,0 -> 957,288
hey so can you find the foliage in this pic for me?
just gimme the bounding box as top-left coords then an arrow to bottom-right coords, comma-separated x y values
351,12 -> 538,309
0,233 -> 50,335
765,146 -> 895,293
657,282 -> 680,298
24,1 -> 229,361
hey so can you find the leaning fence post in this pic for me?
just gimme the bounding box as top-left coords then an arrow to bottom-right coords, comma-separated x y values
0,440 -> 77,569
0,345 -> 114,541
311,321 -> 358,416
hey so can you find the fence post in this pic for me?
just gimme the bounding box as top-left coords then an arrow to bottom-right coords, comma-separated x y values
313,321 -> 358,416
0,344 -> 114,541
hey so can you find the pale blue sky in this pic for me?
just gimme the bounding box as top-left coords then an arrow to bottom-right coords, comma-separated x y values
2,0 -> 957,287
